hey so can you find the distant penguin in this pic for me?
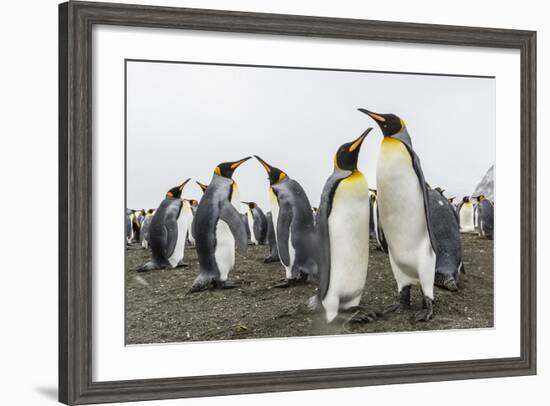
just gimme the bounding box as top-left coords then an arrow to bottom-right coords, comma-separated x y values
242,213 -> 251,241
263,211 -> 280,263
361,108 -> 436,322
131,210 -> 143,242
254,155 -> 317,286
126,209 -> 134,245
370,190 -> 388,253
196,181 -> 208,194
457,196 -> 475,233
190,158 -> 250,291
242,201 -> 268,245
428,187 -> 464,291
140,209 -> 155,249
139,180 -> 192,271
185,199 -> 199,246
475,195 -> 494,239
316,128 -> 372,323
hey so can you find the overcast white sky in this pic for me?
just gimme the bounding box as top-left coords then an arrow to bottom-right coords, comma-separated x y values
127,61 -> 495,211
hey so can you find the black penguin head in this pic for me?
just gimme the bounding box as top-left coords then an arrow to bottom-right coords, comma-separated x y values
334,128 -> 372,171
462,196 -> 470,203
241,201 -> 257,209
214,157 -> 251,179
196,181 -> 208,193
434,187 -> 446,196
358,108 -> 406,137
166,178 -> 190,199
254,155 -> 288,185
147,209 -> 154,214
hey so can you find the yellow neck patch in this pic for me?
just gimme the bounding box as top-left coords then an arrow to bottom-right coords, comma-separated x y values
214,167 -> 221,176
166,191 -> 174,198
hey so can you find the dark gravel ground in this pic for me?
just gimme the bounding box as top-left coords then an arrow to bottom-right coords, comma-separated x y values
126,233 -> 493,344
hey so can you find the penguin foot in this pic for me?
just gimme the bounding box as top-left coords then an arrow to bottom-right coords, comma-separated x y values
263,256 -> 280,264
307,295 -> 321,312
347,309 -> 379,324
382,303 -> 411,315
414,297 -> 434,322
137,261 -> 163,272
272,277 -> 308,289
175,263 -> 189,269
213,280 -> 241,289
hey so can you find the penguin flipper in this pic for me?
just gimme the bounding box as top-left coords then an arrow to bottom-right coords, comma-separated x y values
161,203 -> 182,260
220,200 -> 248,255
275,201 -> 293,267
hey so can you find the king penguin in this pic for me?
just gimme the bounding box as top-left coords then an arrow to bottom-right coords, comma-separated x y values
316,128 -> 373,323
457,196 -> 476,233
196,181 -> 208,194
140,208 -> 155,249
185,199 -> 199,246
360,108 -> 437,321
190,157 -> 250,292
254,155 -> 317,286
475,195 -> 494,239
263,211 -> 280,263
139,180 -> 192,271
429,187 -> 464,291
242,201 -> 268,245
126,209 -> 134,245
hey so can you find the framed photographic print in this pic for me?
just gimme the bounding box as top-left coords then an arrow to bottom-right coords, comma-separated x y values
59,1 -> 537,404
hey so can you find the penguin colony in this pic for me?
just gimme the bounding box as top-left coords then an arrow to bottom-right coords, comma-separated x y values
126,109 -> 494,324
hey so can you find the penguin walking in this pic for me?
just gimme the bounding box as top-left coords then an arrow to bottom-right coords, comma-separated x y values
126,209 -> 134,245
242,201 -> 268,245
457,196 -> 476,233
185,199 -> 199,246
369,190 -> 388,253
140,209 -> 155,249
190,158 -> 250,291
475,195 -> 494,239
360,108 -> 437,322
316,128 -> 374,323
429,187 -> 464,291
263,211 -> 280,263
139,180 -> 192,271
254,155 -> 317,286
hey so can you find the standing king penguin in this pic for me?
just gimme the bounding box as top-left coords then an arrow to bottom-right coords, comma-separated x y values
457,196 -> 476,233
139,180 -> 192,271
190,157 -> 250,291
140,209 -> 155,249
316,128 -> 373,323
242,201 -> 268,245
255,155 -> 317,286
263,211 -> 280,263
360,108 -> 437,321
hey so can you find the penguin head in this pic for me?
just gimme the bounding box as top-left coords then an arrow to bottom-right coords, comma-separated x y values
242,201 -> 257,209
147,209 -> 154,214
214,157 -> 251,179
334,128 -> 372,171
166,178 -> 190,199
196,181 -> 208,193
254,155 -> 288,185
358,108 -> 406,137
462,196 -> 470,203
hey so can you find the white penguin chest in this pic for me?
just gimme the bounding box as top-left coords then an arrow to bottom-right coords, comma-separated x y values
168,202 -> 191,267
247,210 -> 257,244
459,203 -> 475,232
327,172 -> 370,296
376,139 -> 431,257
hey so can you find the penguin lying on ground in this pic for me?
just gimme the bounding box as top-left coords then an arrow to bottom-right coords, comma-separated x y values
242,201 -> 268,245
190,158 -> 250,292
475,195 -> 494,239
139,180 -> 192,271
255,155 -> 317,287
315,128 -> 375,323
263,211 -> 280,263
429,187 -> 464,291
457,196 -> 475,233
140,209 -> 155,249
360,108 -> 436,322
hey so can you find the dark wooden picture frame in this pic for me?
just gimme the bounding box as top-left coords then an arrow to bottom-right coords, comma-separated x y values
59,1 -> 537,404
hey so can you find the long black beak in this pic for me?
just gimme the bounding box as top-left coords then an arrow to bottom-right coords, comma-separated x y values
348,127 -> 372,152
254,155 -> 273,173
178,178 -> 191,190
358,108 -> 386,123
230,156 -> 252,169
